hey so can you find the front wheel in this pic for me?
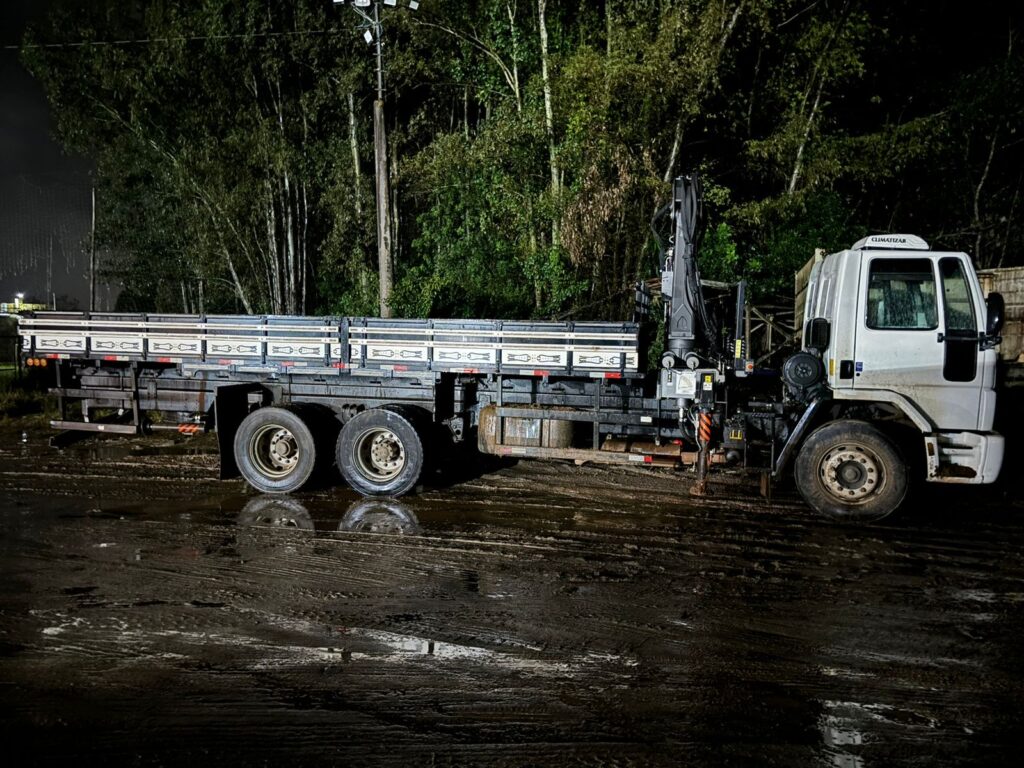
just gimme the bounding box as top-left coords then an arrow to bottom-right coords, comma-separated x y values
794,420 -> 908,522
233,407 -> 317,494
336,406 -> 425,497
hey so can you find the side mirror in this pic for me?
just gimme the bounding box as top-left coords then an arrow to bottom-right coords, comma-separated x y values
986,292 -> 1005,336
804,318 -> 831,352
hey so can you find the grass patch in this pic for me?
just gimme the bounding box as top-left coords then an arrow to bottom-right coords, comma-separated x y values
0,366 -> 51,419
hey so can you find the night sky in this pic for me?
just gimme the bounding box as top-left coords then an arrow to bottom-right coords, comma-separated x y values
1,0 -> 97,309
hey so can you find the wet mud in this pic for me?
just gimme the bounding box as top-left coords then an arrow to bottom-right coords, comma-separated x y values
1,423 -> 1023,766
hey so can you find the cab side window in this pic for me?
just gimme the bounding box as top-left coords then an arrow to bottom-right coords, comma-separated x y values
939,257 -> 977,335
866,258 -> 938,330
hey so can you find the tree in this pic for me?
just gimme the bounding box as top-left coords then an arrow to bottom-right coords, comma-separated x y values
22,0 -> 1023,320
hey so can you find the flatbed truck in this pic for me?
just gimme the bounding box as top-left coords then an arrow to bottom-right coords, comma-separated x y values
18,176 -> 1008,521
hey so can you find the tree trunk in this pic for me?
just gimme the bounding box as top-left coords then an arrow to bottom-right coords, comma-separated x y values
787,76 -> 824,195
282,171 -> 297,314
300,181 -> 309,314
507,1 -> 522,113
788,4 -> 849,195
264,181 -> 282,314
390,134 -> 400,283
224,247 -> 254,315
348,92 -> 363,218
973,129 -> 998,266
537,0 -> 559,245
662,2 -> 744,184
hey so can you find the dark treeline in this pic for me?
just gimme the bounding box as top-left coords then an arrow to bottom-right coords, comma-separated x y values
22,0 -> 1023,319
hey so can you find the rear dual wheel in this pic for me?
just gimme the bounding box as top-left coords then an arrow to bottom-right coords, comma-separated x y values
233,404 -> 428,497
336,406 -> 425,497
234,407 -> 318,494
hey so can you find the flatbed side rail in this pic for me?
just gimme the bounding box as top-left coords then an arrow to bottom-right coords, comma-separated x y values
19,312 -> 642,377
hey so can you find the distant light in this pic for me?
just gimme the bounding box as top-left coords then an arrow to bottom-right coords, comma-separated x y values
363,29 -> 374,44
409,0 -> 419,9
16,292 -> 24,299
384,0 -> 398,6
353,0 -> 372,6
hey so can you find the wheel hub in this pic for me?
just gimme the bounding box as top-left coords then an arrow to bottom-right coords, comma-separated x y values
250,425 -> 300,479
820,444 -> 881,502
355,428 -> 406,481
270,430 -> 298,466
370,434 -> 401,467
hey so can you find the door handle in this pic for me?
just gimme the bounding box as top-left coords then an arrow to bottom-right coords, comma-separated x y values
937,332 -> 945,343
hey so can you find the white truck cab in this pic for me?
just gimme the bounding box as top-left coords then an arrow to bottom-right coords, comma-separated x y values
802,234 -> 1005,487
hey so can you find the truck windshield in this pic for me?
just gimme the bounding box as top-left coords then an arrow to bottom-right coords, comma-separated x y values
866,258 -> 938,330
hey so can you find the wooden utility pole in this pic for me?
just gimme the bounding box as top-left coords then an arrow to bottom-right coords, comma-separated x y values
90,186 -> 96,312
335,0 -> 413,318
371,2 -> 393,318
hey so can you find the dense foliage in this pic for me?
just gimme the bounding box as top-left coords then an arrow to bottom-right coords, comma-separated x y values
23,0 -> 1024,319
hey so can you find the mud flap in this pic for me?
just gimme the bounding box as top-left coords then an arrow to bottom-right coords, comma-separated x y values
214,384 -> 266,479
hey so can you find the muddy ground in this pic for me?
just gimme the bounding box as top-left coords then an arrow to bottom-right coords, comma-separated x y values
1,420 -> 1023,767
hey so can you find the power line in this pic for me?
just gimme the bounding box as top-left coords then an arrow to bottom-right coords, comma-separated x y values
4,28 -> 347,51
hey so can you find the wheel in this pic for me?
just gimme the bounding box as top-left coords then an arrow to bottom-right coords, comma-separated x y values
336,406 -> 425,496
237,495 -> 314,531
794,419 -> 908,522
233,407 -> 317,494
339,498 -> 421,535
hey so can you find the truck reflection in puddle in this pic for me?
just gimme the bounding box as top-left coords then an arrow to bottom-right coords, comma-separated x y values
237,495 -> 315,530
820,700 -> 866,768
237,496 -> 421,536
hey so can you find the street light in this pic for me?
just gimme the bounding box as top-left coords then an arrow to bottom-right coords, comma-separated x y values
14,293 -> 23,310
332,0 -> 419,319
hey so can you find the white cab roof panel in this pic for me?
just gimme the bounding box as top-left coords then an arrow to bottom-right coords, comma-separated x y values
851,234 -> 929,251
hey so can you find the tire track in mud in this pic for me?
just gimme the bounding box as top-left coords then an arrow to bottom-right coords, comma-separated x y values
1,427 -> 1023,765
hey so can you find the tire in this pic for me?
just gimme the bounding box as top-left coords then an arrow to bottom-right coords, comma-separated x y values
233,407 -> 317,494
336,406 -> 425,497
237,495 -> 315,531
794,419 -> 908,522
339,498 -> 421,535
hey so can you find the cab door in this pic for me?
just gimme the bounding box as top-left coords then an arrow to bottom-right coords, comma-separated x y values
936,256 -> 985,426
853,255 -> 982,431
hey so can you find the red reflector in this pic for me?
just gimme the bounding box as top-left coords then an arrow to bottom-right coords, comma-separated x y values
533,369 -> 550,377
157,357 -> 172,363
103,355 -> 117,361
604,372 -> 622,379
